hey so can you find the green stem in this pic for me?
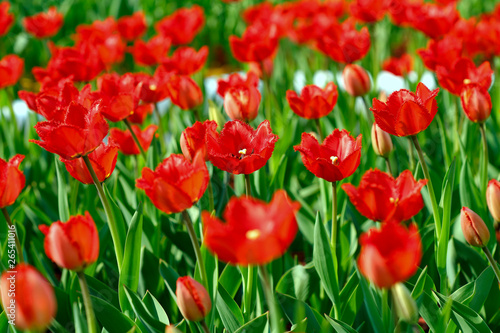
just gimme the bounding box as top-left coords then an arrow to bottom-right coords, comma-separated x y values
259,265 -> 284,333
331,181 -> 338,255
154,103 -> 165,156
201,320 -> 210,333
5,88 -> 18,131
207,180 -> 215,213
483,247 -> 500,286
385,157 -> 393,177
411,135 -> 441,236
244,266 -> 255,319
245,174 -> 252,197
123,118 -> 147,160
314,118 -> 324,141
479,124 -> 488,196
82,156 -> 124,270
1,208 -> 24,264
77,271 -> 98,333
361,96 -> 373,128
408,138 -> 415,172
181,211 -> 208,287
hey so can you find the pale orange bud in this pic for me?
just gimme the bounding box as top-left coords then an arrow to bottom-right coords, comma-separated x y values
343,64 -> 371,97
165,325 -> 182,333
176,276 -> 211,321
461,207 -> 490,247
371,123 -> 393,157
487,180 -> 500,222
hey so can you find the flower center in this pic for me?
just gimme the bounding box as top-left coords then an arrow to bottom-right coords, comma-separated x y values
239,149 -> 247,155
149,84 -> 157,91
246,229 -> 261,240
463,79 -> 472,85
330,156 -> 340,166
389,197 -> 399,205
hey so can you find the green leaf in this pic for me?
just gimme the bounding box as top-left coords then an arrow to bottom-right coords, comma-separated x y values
410,267 -> 429,300
103,184 -> 128,267
276,265 -> 311,302
451,266 -> 494,311
418,292 -> 446,333
234,312 -> 269,333
143,291 -> 170,325
55,157 -> 69,221
219,264 -> 242,298
123,286 -> 166,333
216,284 -> 243,333
325,315 -> 359,333
339,271 -> 363,326
159,260 -> 179,300
278,293 -> 331,333
355,265 -> 385,333
91,295 -> 139,333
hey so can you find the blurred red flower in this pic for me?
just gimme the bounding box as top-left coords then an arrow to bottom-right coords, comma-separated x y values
417,36 -> 462,71
109,124 -> 157,155
134,68 -> 172,104
161,46 -> 209,76
117,11 -> 147,41
155,6 -> 205,45
167,75 -> 203,110
180,120 -> 218,162
207,120 -> 278,175
382,53 -> 413,77
96,73 -> 137,122
436,58 -> 492,96
202,190 -> 300,265
242,1 -> 293,37
409,3 -> 459,39
370,83 -> 439,137
460,83 -> 491,124
343,64 -> 371,97
131,35 -> 171,66
0,55 -> 24,89
136,153 -> 209,214
23,6 -> 63,39
0,2 -> 13,37
0,155 -> 25,208
342,169 -> 427,223
387,0 -> 421,27
217,72 -> 259,97
294,129 -> 362,182
286,83 -> 338,119
358,222 -> 422,289
129,103 -> 154,124
229,22 -> 279,63
350,0 -> 389,23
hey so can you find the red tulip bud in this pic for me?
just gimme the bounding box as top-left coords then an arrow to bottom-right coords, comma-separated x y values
487,180 -> 500,222
460,84 -> 491,123
461,207 -> 490,247
343,64 -> 371,97
176,276 -> 211,321
371,123 -> 393,158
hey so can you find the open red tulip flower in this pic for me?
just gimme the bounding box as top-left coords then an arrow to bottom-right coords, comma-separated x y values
370,82 -> 439,137
0,55 -> 24,89
342,169 -> 427,223
167,75 -> 203,110
0,155 -> 25,208
229,22 -> 279,63
117,11 -> 147,41
31,100 -> 109,160
96,73 -> 137,122
131,35 -> 171,67
294,129 -> 362,183
436,58 -> 493,96
460,83 -> 492,123
135,68 -> 172,104
408,3 -> 459,40
358,222 -> 422,289
0,2 -> 13,37
217,71 -> 260,98
129,103 -> 154,124
286,82 -> 338,119
350,0 -> 389,23
217,72 -> 261,121
155,5 -> 205,45
61,141 -> 118,184
382,54 -> 413,77
202,190 -> 301,265
417,36 -> 463,72
110,124 -> 157,156
207,120 -> 278,175
39,212 -> 99,271
180,120 -> 218,162
160,46 -> 209,76
136,153 -> 209,214
23,6 -> 63,39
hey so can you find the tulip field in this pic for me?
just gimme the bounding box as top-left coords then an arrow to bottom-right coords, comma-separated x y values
3,0 -> 500,332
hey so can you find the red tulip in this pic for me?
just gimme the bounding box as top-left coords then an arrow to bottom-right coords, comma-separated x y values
436,58 -> 492,96
0,264 -> 56,331
176,276 -> 212,322
461,207 -> 490,248
358,222 -> 422,289
23,6 -> 63,39
370,82 -> 439,137
408,3 -> 459,39
131,35 -> 171,66
135,68 -> 172,104
417,36 -> 462,71
229,22 -> 279,63
31,100 -> 109,160
350,0 -> 389,23
382,53 -> 413,77
217,72 -> 259,98
39,212 -> 99,271
203,190 -> 300,265
136,153 -> 209,214
129,103 -> 154,124
343,64 -> 371,97
155,6 -> 205,45
460,83 -> 491,123
242,2 -> 293,37
224,85 -> 261,121
207,120 -> 278,175
180,120 -> 218,162
160,46 -> 208,76
0,155 -> 25,208
294,129 -> 362,182
167,75 -> 203,110
0,55 -> 24,89
342,169 -> 427,223
249,57 -> 274,79
0,2 -> 13,37
117,11 -> 147,41
96,73 -> 137,122
61,141 -> 118,184
286,83 -> 338,119
109,124 -> 157,156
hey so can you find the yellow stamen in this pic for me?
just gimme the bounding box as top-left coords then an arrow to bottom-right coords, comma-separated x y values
389,197 -> 399,205
246,229 -> 261,240
239,149 -> 247,155
330,156 -> 339,166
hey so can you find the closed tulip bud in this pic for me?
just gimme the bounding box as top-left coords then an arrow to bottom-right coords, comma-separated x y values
461,207 -> 490,247
460,84 -> 491,123
176,276 -> 211,321
391,283 -> 418,324
487,180 -> 500,222
371,123 -> 393,157
343,64 -> 371,97
224,85 -> 261,121
165,325 -> 182,333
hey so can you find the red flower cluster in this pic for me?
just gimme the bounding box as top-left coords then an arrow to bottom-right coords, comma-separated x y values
230,22 -> 279,63
23,6 -> 63,39
382,53 -> 413,77
160,46 -> 208,76
155,5 -> 205,45
117,11 -> 147,41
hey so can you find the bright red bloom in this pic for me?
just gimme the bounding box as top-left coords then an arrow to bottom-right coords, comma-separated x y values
136,153 -> 209,214
0,2 -> 13,37
436,58 -> 492,96
180,120 -> 218,162
96,73 -> 137,122
417,36 -> 462,71
350,0 -> 389,23
358,222 -> 422,289
294,129 -> 362,182
207,120 -> 278,175
388,0 -> 421,27
109,124 -> 157,155
31,101 -> 109,160
117,11 -> 147,41
176,276 -> 212,322
39,212 -> 99,271
343,64 -> 371,97
61,141 -> 118,184
217,72 -> 260,98
409,3 -> 459,39
382,53 -> 413,77
131,35 -> 171,66
0,264 -> 56,331
135,68 -> 172,103
203,190 -> 300,265
316,19 -> 371,64
155,5 -> 205,45
242,2 -> 293,37
167,75 -> 203,110
0,155 -> 25,208
460,84 -> 491,124
0,55 -> 24,89
370,83 -> 439,137
23,6 -> 63,39
229,22 -> 279,63
286,83 -> 338,119
160,46 -> 208,75
342,169 -> 427,223
129,103 -> 154,124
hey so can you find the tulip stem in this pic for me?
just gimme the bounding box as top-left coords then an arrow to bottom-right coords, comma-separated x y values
259,265 -> 284,333
385,157 -> 393,177
123,118 -> 147,160
361,96 -> 373,128
245,174 -> 252,197
207,180 -> 215,213
82,155 -> 124,270
77,271 -> 98,333
483,247 -> 500,286
5,88 -> 18,131
411,135 -> 442,236
154,103 -> 165,155
331,181 -> 338,256
1,208 -> 24,264
201,320 -> 210,333
479,124 -> 488,196
181,211 -> 208,287
408,138 -> 415,172
314,118 -> 324,141
244,265 -> 255,320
